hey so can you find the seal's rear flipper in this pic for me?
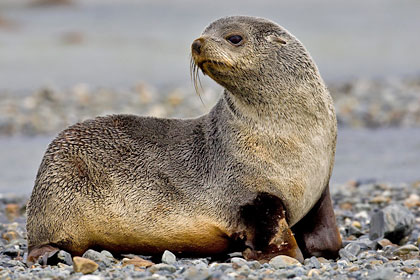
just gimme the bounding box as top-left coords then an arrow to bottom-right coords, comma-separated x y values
26,245 -> 59,266
292,185 -> 342,259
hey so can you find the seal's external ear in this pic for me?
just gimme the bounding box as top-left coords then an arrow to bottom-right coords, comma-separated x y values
266,34 -> 287,45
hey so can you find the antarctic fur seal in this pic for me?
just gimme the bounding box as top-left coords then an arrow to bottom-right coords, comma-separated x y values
26,16 -> 341,264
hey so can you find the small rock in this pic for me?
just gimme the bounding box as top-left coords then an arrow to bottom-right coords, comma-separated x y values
339,248 -> 357,262
393,244 -> 419,258
304,256 -> 321,269
370,195 -> 390,204
148,263 -> 177,274
79,275 -> 103,280
348,265 -> 359,272
247,260 -> 261,269
339,202 -> 353,210
368,267 -> 395,280
307,268 -> 320,277
402,267 -> 417,274
269,255 -> 301,269
376,238 -> 394,249
404,194 -> 420,208
337,259 -> 349,269
82,249 -> 111,268
161,250 -> 176,264
227,252 -> 243,258
369,204 -> 415,243
351,221 -> 362,229
345,242 -> 361,256
2,231 -> 19,242
73,256 -> 98,274
57,250 -> 73,266
316,257 -> 330,263
183,266 -> 209,280
209,263 -> 232,272
369,259 -> 383,266
230,257 -> 248,268
122,256 -> 154,268
100,250 -> 114,260
5,204 -> 20,221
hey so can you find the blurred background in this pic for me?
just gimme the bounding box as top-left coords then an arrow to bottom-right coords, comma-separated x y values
0,0 -> 419,195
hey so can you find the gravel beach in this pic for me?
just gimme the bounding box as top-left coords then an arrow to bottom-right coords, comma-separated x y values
1,76 -> 420,136
1,181 -> 420,279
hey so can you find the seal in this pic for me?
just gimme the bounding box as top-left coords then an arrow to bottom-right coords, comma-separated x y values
26,16 -> 341,264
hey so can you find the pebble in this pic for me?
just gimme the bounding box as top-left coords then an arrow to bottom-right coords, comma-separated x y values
161,250 -> 176,265
369,204 -> 415,243
122,256 -> 154,268
79,275 -> 103,280
4,204 -> 20,221
269,255 -> 302,269
367,267 -> 396,280
82,249 -> 112,268
148,263 -> 177,274
230,257 -> 248,268
73,256 -> 99,274
304,256 -> 322,269
183,266 -> 209,280
57,250 -> 73,266
393,244 -> 419,258
404,194 -> 420,208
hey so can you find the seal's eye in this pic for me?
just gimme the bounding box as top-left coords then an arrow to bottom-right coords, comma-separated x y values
226,35 -> 243,45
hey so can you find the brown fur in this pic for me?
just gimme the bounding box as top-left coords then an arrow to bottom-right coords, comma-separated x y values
27,16 -> 340,263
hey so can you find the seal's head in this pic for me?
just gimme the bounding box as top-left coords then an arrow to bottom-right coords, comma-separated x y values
191,16 -> 322,101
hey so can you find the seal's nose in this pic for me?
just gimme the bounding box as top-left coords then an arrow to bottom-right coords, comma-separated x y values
192,39 -> 202,55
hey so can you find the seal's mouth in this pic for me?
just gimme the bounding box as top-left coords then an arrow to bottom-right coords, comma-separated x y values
197,59 -> 228,70
190,56 -> 229,95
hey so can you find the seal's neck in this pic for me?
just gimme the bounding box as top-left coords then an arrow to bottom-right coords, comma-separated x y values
222,77 -> 331,131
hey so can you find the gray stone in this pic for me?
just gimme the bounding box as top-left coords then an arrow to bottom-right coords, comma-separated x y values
368,267 -> 396,280
82,249 -> 112,268
100,250 -> 114,260
369,204 -> 415,243
339,248 -> 357,262
337,259 -> 349,269
230,257 -> 248,267
149,263 -> 177,274
183,266 -> 209,280
345,242 -> 361,256
57,250 -> 73,266
393,244 -> 420,257
269,255 -> 301,269
161,250 -> 176,265
227,252 -> 243,258
247,260 -> 262,270
78,275 -> 103,280
304,256 -> 322,269
209,263 -> 232,272
291,266 -> 306,276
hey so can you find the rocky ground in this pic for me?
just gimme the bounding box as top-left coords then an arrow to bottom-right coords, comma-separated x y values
1,181 -> 420,279
1,76 -> 420,136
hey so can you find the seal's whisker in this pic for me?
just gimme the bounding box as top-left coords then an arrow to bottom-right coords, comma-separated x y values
190,56 -> 204,105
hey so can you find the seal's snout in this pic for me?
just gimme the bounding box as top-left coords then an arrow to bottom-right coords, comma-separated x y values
192,38 -> 203,55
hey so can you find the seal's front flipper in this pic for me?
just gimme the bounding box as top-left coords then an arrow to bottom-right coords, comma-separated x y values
243,215 -> 303,263
26,244 -> 60,266
239,192 -> 303,263
292,185 -> 342,259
